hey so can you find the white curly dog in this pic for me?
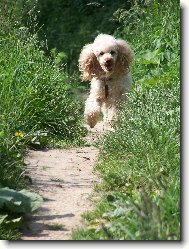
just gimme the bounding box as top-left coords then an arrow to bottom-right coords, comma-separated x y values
79,34 -> 134,129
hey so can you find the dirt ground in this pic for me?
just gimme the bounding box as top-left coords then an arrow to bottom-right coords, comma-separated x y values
21,123 -> 105,240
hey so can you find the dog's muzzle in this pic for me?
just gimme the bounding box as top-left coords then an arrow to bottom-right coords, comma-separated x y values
104,59 -> 113,71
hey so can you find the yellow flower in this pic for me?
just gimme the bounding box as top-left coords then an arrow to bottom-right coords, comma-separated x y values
15,131 -> 24,138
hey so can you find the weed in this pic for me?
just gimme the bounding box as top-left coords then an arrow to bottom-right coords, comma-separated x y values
47,222 -> 65,231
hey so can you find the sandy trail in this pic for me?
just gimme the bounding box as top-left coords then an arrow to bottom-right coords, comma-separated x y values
22,123 -> 104,240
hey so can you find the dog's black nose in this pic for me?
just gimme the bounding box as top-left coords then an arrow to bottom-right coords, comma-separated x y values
106,59 -> 112,63
106,59 -> 112,64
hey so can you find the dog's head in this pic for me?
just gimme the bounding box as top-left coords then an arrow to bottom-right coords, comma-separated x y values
79,34 -> 134,81
92,35 -> 118,73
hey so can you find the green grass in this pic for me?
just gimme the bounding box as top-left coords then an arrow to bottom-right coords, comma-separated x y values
0,11 -> 85,240
47,222 -> 65,231
72,78 -> 180,240
0,13 -> 85,185
72,0 -> 180,240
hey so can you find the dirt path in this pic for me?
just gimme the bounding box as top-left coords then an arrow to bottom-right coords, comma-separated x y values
22,123 -> 104,240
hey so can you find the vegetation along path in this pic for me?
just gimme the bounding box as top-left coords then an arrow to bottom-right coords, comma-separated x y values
22,123 -> 104,240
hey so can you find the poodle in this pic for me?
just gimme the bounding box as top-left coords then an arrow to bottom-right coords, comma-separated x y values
78,34 -> 134,129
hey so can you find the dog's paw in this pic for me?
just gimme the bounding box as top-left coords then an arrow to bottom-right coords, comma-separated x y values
84,113 -> 99,128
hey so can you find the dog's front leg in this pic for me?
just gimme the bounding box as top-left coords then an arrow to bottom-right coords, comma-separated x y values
84,96 -> 101,128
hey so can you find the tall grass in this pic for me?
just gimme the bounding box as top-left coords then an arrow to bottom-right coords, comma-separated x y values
73,80 -> 180,240
0,11 -> 85,239
72,0 -> 180,240
0,16 -> 85,185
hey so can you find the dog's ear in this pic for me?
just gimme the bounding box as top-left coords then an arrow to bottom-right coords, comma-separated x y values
78,43 -> 102,81
116,39 -> 134,74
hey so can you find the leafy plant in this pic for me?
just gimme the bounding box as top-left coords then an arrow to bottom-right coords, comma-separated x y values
0,187 -> 43,238
137,49 -> 161,65
0,188 -> 43,215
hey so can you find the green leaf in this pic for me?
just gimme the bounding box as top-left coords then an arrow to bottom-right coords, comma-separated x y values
0,131 -> 5,138
4,217 -> 23,227
0,187 -> 43,214
0,215 -> 8,224
19,189 -> 43,212
54,52 -> 67,64
137,49 -> 161,65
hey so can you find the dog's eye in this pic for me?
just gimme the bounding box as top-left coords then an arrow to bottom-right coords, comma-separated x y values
110,50 -> 116,55
99,52 -> 104,56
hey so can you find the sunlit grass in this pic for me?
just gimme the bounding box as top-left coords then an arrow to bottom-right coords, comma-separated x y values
0,11 -> 85,240
72,0 -> 180,240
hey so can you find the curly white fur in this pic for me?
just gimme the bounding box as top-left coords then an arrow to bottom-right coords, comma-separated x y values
79,34 -> 134,129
